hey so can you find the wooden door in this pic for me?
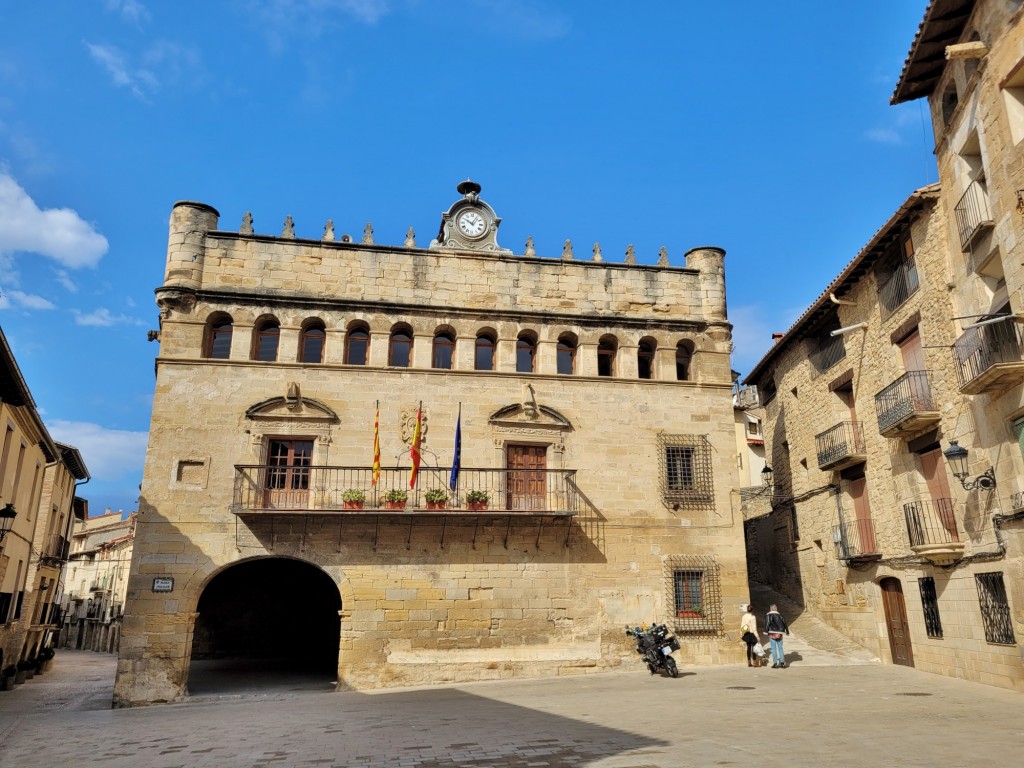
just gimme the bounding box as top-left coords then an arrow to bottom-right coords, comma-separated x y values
920,448 -> 957,541
849,476 -> 876,554
880,578 -> 914,667
264,439 -> 314,509
506,445 -> 547,511
898,330 -> 925,371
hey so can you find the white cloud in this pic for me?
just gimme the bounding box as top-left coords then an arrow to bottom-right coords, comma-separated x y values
865,127 -> 902,145
105,0 -> 150,23
469,0 -> 570,41
729,303 -> 803,378
72,307 -> 146,327
54,269 -> 79,293
84,41 -> 158,99
255,0 -> 393,25
0,173 -> 108,268
47,419 -> 149,482
4,290 -> 56,310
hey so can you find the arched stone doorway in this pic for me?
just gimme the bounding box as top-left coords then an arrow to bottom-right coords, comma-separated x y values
188,557 -> 340,693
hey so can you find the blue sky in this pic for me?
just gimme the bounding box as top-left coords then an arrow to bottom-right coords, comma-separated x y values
0,1 -> 935,515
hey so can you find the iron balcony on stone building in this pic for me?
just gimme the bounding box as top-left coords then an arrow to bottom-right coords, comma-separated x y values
903,497 -> 964,565
873,370 -> 941,438
952,319 -> 1024,394
814,420 -> 867,471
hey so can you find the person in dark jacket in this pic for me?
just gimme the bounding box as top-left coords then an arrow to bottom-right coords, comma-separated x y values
764,604 -> 789,668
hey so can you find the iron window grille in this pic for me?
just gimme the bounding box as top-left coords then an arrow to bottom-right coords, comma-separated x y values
664,554 -> 722,635
809,333 -> 847,375
975,572 -> 1016,645
918,577 -> 942,639
658,434 -> 713,507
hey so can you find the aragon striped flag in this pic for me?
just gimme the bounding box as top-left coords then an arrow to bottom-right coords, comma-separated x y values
372,402 -> 381,486
408,402 -> 422,489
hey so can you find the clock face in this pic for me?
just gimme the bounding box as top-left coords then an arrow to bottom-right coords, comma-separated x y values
457,210 -> 487,239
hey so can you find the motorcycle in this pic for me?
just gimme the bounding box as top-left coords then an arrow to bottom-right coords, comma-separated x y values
626,623 -> 680,678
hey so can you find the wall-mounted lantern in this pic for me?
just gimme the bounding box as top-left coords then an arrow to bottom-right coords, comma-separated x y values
943,440 -> 996,491
0,503 -> 16,541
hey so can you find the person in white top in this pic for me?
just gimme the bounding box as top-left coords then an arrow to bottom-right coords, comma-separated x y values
740,604 -> 759,667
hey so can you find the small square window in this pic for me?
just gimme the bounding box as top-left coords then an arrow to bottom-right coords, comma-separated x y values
658,434 -> 713,507
664,554 -> 722,635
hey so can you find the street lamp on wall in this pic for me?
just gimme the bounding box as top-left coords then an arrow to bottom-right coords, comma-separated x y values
0,503 -> 16,542
943,441 -> 996,491
761,465 -> 774,488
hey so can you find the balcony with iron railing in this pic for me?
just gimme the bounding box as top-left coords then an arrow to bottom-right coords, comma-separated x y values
734,385 -> 760,409
38,534 -> 70,566
952,319 -> 1024,394
815,421 -> 866,471
877,258 -> 920,321
232,465 -> 582,517
833,517 -> 881,562
874,370 -> 940,438
953,180 -> 994,250
903,497 -> 964,564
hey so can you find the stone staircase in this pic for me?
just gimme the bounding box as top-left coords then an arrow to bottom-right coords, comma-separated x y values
749,583 -> 880,667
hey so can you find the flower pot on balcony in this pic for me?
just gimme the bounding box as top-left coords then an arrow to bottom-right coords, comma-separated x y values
385,500 -> 407,510
341,489 -> 365,509
676,610 -> 703,619
426,501 -> 446,510
465,491 -> 490,511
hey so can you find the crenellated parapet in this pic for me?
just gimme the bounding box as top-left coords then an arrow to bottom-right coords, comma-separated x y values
157,183 -> 729,330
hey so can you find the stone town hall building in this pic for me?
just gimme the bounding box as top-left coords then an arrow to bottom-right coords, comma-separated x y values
113,181 -> 746,706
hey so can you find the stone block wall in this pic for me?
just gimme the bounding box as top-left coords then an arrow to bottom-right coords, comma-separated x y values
114,197 -> 747,705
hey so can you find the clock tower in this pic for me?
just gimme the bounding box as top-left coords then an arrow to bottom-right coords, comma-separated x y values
429,179 -> 512,253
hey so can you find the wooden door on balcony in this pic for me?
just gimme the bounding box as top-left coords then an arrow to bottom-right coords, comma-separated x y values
920,448 -> 957,540
880,578 -> 914,667
264,439 -> 314,509
850,476 -> 876,554
506,444 -> 547,511
899,330 -> 925,371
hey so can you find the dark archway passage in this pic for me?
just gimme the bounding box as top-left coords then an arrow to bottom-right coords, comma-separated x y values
188,558 -> 340,694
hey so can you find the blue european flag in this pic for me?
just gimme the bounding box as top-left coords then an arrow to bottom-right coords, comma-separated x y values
449,405 -> 462,491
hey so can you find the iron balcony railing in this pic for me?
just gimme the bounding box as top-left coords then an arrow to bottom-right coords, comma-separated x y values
904,498 -> 959,548
873,370 -> 938,434
833,517 -> 879,560
232,465 -> 581,516
952,320 -> 1024,391
815,421 -> 865,470
809,334 -> 846,375
953,180 -> 994,249
878,258 -> 920,320
39,535 -> 70,564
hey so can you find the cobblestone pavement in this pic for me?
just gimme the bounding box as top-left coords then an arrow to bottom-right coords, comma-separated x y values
1,647 -> 1021,768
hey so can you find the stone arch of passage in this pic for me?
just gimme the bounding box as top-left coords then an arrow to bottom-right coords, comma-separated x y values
189,556 -> 342,683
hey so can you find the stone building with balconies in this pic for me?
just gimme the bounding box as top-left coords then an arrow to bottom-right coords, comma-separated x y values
113,181 -> 746,706
1,329 -> 90,677
891,0 -> 1024,687
59,509 -> 135,653
746,179 -> 1024,691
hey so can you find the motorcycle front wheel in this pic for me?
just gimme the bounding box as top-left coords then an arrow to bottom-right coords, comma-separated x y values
664,656 -> 678,678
